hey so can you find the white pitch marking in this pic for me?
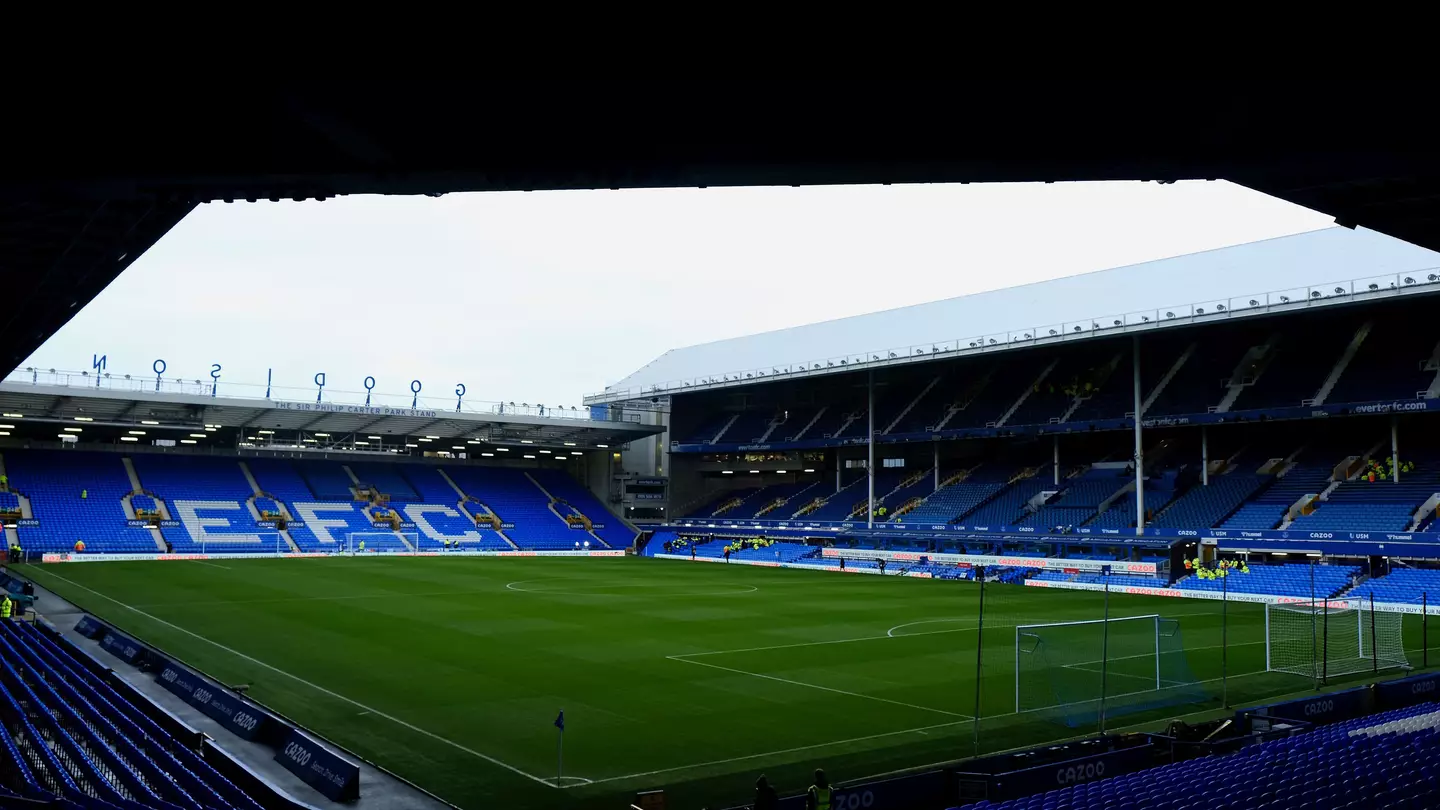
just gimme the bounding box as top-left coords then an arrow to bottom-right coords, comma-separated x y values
27,567 -> 557,788
191,561 -> 232,570
505,579 -> 758,597
578,718 -> 972,787
666,655 -> 972,719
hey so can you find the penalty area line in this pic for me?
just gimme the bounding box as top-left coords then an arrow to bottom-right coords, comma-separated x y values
26,567 -> 558,788
666,655 -> 972,720
581,718 -> 972,787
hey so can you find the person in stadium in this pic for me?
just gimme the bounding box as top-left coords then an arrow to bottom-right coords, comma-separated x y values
0,593 -> 10,620
73,540 -> 85,553
805,769 -> 832,810
752,774 -> 778,810
358,539 -> 366,553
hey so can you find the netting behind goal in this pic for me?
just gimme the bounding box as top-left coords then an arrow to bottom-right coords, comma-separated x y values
1016,615 -> 1204,728
344,532 -> 420,553
1266,603 -> 1409,680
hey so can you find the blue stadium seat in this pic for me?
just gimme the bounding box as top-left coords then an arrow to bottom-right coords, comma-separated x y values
5,450 -> 158,554
954,701 -> 1440,810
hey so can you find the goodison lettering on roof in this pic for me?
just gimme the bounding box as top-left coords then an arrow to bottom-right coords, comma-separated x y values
272,401 -> 439,418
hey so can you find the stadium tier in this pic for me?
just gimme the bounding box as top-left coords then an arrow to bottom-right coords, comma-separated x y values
955,702 -> 1440,810
0,619 -> 266,809
1175,562 -> 1359,599
2,450 -> 632,555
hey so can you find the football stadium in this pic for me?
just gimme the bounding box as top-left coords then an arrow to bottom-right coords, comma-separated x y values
6,86 -> 1440,810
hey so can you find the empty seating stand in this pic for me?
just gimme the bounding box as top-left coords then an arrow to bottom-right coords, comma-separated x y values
1349,568 -> 1440,605
1176,562 -> 1358,599
0,619 -> 265,810
5,450 -> 155,554
955,702 -> 1440,810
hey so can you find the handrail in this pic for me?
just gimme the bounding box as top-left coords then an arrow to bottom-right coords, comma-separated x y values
0,369 -> 630,424
587,269 -> 1440,403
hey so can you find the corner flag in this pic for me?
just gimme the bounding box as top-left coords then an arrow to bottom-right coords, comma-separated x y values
554,710 -> 566,781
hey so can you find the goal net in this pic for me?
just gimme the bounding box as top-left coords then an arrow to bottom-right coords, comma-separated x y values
1265,602 -> 1409,680
1016,614 -> 1204,728
343,532 -> 421,554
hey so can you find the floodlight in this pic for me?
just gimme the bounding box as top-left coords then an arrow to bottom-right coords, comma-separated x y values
1048,329 -> 1058,336
1112,320 -> 1122,327
1073,326 -> 1082,332
1215,304 -> 1226,312
1334,287 -> 1345,295
1141,316 -> 1151,323
969,342 -> 978,348
1405,277 -> 1416,285
1310,290 -> 1321,299
1249,299 -> 1259,307
1279,295 -> 1290,303
989,338 -> 999,344
914,349 -> 923,356
1429,274 -> 1439,282
745,373 -> 752,378
888,352 -> 897,359
1165,311 -> 1175,319
1368,283 -> 1380,291
1024,333 -> 1033,339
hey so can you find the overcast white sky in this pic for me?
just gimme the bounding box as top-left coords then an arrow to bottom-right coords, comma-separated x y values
24,181 -> 1333,408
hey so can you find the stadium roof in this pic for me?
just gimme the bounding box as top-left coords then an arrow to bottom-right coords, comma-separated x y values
7,82 -> 1440,383
591,227 -> 1440,404
0,381 -> 660,452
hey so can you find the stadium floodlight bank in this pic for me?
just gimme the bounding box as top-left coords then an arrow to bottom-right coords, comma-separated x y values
1265,602 -> 1409,680
344,532 -> 421,553
1016,614 -> 1204,728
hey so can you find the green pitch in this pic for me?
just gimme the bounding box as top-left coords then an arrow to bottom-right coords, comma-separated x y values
20,558 -> 1436,810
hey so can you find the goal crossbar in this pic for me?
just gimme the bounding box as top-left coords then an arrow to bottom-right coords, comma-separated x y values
1015,614 -> 1162,713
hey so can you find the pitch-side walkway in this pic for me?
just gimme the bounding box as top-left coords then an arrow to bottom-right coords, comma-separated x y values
29,582 -> 452,810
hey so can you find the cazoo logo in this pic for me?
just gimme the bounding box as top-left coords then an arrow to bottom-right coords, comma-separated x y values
160,670 -> 178,684
1057,761 -> 1106,785
1303,700 -> 1335,716
283,742 -> 313,767
831,790 -> 874,810
1412,680 -> 1438,696
193,688 -> 214,705
233,712 -> 259,731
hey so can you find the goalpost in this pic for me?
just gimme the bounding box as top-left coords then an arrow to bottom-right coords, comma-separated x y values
1265,602 -> 1409,680
343,532 -> 421,554
1015,614 -> 1203,727
195,532 -> 286,556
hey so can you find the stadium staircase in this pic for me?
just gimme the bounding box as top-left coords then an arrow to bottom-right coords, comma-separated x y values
992,359 -> 1057,428
930,370 -> 994,431
883,376 -> 943,433
753,481 -> 822,518
710,413 -> 741,444
436,468 -> 519,549
1138,342 -> 1197,415
795,474 -> 869,519
1214,334 -> 1280,413
1310,321 -> 1374,406
787,406 -> 828,441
